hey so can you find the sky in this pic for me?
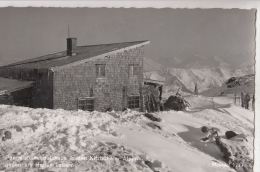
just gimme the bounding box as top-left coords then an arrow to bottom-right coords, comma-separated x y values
0,8 -> 256,69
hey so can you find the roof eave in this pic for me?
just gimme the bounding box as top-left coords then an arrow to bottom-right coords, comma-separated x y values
0,81 -> 34,95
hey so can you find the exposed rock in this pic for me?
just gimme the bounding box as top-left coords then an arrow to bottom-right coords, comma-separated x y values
216,137 -> 253,172
152,160 -> 162,168
144,113 -> 161,122
225,131 -> 238,139
144,160 -> 160,172
4,131 -> 12,139
1,130 -> 12,141
13,125 -> 22,132
226,77 -> 240,88
146,122 -> 161,130
164,95 -> 190,111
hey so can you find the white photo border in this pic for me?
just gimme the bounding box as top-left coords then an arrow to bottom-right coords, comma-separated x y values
0,1 -> 259,171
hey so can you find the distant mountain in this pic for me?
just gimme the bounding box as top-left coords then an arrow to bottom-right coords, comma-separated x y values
144,57 -> 254,95
201,74 -> 255,97
233,64 -> 255,77
167,67 -> 230,92
143,57 -> 162,72
144,70 -> 192,95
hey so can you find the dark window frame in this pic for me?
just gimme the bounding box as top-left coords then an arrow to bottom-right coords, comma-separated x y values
128,64 -> 139,77
127,95 -> 140,109
77,97 -> 94,112
96,64 -> 106,78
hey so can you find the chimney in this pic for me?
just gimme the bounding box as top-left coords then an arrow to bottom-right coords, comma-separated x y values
67,38 -> 77,56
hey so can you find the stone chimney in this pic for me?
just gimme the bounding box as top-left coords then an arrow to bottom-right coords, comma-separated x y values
67,38 -> 77,56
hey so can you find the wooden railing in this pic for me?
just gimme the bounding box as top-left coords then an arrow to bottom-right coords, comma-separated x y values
233,94 -> 255,110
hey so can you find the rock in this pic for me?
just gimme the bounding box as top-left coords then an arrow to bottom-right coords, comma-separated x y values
4,130 -> 12,139
144,160 -> 160,172
226,77 -> 240,88
163,95 -> 190,111
201,126 -> 209,133
216,137 -> 253,172
105,107 -> 112,112
144,113 -> 161,122
152,160 -> 162,168
147,122 -> 161,130
13,125 -> 22,132
225,131 -> 238,139
1,130 -> 12,141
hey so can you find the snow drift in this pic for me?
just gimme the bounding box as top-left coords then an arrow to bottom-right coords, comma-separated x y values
0,95 -> 254,172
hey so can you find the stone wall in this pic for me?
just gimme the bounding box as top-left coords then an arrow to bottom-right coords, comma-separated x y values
53,46 -> 145,111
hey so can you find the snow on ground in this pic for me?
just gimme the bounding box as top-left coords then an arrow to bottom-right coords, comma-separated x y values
0,95 -> 254,172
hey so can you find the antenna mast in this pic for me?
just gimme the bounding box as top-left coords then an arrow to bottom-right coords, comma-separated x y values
67,24 -> 70,38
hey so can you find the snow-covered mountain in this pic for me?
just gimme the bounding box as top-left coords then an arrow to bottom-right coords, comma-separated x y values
144,57 -> 163,72
233,64 -> 255,77
144,58 -> 254,95
201,74 -> 255,97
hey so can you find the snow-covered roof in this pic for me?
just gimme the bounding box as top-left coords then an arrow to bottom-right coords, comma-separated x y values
144,78 -> 164,86
0,77 -> 34,95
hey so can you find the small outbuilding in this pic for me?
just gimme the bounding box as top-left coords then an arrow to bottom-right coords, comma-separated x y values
143,79 -> 164,112
0,77 -> 34,106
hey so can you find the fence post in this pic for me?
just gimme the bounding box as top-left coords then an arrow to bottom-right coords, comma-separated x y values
241,92 -> 243,108
252,95 -> 255,111
211,97 -> 215,108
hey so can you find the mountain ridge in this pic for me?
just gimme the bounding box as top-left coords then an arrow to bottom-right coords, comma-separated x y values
144,57 -> 254,95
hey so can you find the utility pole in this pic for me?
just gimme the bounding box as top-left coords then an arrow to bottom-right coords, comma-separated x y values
194,82 -> 198,96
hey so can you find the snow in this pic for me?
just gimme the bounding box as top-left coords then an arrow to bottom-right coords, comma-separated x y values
0,95 -> 254,172
113,126 -> 227,172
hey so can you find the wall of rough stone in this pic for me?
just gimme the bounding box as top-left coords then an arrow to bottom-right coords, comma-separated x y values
53,46 -> 145,111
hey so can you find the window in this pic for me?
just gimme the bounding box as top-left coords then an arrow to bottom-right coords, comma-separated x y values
89,87 -> 94,97
78,97 -> 94,111
96,64 -> 106,77
128,95 -> 140,109
129,64 -> 139,76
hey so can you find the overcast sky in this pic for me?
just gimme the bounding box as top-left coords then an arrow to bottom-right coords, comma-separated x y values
0,8 -> 256,69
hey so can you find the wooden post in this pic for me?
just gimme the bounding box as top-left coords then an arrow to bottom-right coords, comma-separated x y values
252,95 -> 255,111
211,97 -> 215,108
241,92 -> 244,108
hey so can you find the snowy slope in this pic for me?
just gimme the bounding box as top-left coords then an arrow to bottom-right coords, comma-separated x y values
0,95 -> 254,172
